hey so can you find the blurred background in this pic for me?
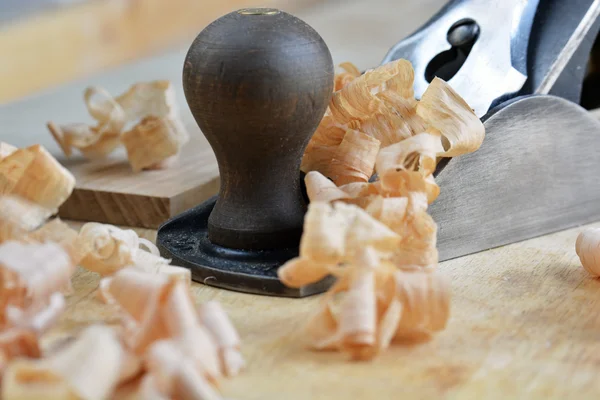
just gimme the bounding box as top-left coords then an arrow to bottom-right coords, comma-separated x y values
0,0 -> 447,105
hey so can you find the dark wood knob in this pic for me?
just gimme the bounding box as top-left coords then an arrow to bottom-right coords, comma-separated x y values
183,8 -> 334,250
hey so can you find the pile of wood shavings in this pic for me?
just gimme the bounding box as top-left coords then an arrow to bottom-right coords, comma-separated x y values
47,81 -> 189,172
0,143 -> 243,399
279,59 -> 485,360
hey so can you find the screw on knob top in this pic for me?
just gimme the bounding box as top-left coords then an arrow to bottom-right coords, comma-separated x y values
183,9 -> 334,250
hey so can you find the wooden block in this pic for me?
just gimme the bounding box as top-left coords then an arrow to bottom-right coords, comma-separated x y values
58,120 -> 219,229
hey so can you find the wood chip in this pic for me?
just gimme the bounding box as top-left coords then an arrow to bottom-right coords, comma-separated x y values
0,145 -> 75,213
77,222 -> 172,276
198,301 -> 245,377
576,227 -> 600,276
334,62 -> 361,91
121,116 -> 187,172
2,325 -> 125,400
283,58 -> 484,360
47,80 -> 189,173
393,270 -> 451,339
47,122 -> 121,159
417,77 -> 485,157
303,59 -> 484,183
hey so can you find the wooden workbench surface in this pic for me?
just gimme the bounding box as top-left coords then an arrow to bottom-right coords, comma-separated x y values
55,220 -> 600,399
6,0 -> 600,397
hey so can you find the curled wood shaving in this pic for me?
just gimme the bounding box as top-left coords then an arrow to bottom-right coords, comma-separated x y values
576,227 -> 600,276
100,267 -> 241,397
338,247 -> 378,360
0,144 -> 75,213
198,301 -> 245,377
327,130 -> 381,185
144,342 -> 222,400
47,80 -> 189,172
2,325 -> 125,400
84,86 -> 127,130
77,223 -> 139,276
393,270 -> 451,339
0,196 -> 239,396
77,222 -> 170,276
334,62 -> 361,91
121,116 -> 187,172
282,59 -> 484,360
417,77 -> 484,157
47,122 -> 122,160
48,86 -> 126,159
0,240 -> 74,382
303,59 -> 484,185
115,81 -> 188,139
279,202 -> 401,289
301,252 -> 450,359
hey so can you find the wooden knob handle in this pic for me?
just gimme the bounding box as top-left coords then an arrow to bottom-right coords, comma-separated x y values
183,8 -> 334,250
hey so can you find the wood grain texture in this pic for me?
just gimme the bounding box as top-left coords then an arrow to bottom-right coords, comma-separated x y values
0,0 -> 321,104
50,220 -> 600,399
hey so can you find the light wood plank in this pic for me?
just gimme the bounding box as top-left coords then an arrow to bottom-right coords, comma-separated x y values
52,221 -> 600,399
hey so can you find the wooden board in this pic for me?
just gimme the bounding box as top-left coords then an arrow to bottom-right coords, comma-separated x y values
56,119 -> 219,229
52,220 -> 600,399
1,0 -> 448,229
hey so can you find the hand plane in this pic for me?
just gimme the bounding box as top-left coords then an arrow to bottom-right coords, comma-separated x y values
158,1 -> 600,297
381,0 -> 600,260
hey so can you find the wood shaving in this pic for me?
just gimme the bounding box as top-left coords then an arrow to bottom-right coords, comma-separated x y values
198,301 -> 245,377
144,342 -> 222,400
121,116 -> 187,172
302,59 -> 484,185
0,241 -> 75,382
77,222 -> 170,276
0,215 -> 239,398
1,97 -> 236,398
99,266 -> 242,398
47,122 -> 122,160
576,227 -> 600,276
281,59 -> 484,360
334,62 -> 361,91
0,144 -> 75,213
2,325 -> 125,400
47,80 -> 189,172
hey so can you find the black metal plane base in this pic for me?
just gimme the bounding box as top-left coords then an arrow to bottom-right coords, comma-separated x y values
156,196 -> 334,297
